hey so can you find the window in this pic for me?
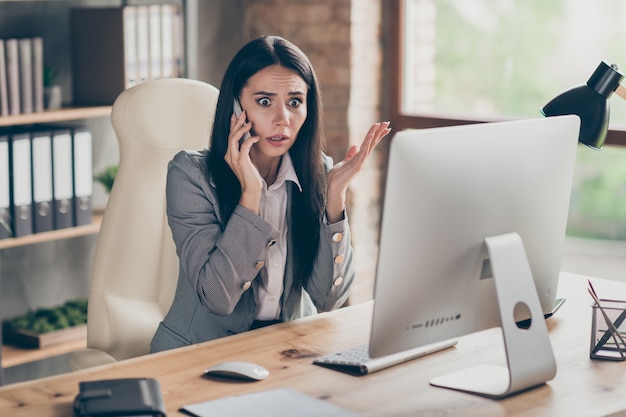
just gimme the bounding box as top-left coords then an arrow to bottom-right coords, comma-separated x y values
391,0 -> 626,242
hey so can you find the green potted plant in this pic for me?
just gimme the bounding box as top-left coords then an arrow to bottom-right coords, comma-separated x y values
94,164 -> 118,194
2,299 -> 88,348
43,67 -> 62,110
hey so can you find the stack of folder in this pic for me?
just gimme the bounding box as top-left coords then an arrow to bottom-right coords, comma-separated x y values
71,4 -> 184,105
0,36 -> 44,116
0,125 -> 93,239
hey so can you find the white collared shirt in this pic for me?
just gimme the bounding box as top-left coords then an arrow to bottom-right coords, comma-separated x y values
255,153 -> 301,320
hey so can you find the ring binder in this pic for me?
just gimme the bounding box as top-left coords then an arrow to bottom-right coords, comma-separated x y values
71,126 -> 93,226
51,127 -> 74,229
31,128 -> 54,233
8,131 -> 33,237
0,133 -> 10,239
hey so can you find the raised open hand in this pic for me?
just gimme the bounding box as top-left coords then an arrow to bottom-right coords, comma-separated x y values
326,121 -> 391,223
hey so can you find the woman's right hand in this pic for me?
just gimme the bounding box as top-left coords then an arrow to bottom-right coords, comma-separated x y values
225,110 -> 263,214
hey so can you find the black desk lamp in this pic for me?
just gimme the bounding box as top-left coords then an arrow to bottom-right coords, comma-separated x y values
541,61 -> 626,150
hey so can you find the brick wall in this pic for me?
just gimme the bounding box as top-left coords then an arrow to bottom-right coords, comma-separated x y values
347,0 -> 385,303
243,0 -> 385,303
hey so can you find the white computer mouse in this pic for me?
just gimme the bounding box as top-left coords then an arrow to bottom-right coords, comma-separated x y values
204,361 -> 270,381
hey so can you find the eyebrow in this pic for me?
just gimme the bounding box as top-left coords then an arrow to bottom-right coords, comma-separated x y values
253,91 -> 306,97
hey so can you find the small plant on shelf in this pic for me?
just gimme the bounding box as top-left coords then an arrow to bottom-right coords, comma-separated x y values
94,164 -> 118,194
43,66 -> 62,110
2,299 -> 88,348
2,299 -> 88,334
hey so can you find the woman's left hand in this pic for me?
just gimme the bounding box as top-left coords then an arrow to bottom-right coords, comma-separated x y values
326,121 -> 391,223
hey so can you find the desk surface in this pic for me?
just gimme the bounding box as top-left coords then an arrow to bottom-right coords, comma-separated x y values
2,272 -> 626,417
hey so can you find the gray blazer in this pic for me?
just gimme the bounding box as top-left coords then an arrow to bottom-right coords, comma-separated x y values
150,150 -> 355,352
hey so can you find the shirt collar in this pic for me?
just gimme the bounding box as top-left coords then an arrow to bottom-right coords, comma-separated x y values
270,152 -> 302,192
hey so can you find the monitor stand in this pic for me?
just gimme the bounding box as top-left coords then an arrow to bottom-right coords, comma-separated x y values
429,232 -> 557,398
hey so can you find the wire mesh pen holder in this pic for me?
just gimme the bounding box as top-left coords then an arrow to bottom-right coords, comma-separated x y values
590,299 -> 626,361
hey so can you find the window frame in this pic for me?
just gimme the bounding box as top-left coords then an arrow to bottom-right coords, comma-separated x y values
388,0 -> 626,147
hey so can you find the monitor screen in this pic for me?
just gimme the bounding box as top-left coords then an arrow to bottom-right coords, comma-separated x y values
369,115 -> 580,396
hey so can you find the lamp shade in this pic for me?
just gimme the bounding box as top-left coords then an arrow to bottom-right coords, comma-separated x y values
541,61 -> 624,150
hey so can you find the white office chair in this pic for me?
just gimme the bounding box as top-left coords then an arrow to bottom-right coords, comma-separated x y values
68,78 -> 219,370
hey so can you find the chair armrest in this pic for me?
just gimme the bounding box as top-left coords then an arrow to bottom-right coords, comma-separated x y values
67,348 -> 117,371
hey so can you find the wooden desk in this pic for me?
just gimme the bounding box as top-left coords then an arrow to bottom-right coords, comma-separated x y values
2,272 -> 626,417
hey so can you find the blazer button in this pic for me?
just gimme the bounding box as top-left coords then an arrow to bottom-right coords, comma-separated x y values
267,239 -> 277,247
242,281 -> 252,291
333,276 -> 344,286
332,232 -> 343,243
333,254 -> 344,264
254,260 -> 265,270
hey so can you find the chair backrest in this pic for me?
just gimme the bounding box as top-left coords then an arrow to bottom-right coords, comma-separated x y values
86,78 -> 219,361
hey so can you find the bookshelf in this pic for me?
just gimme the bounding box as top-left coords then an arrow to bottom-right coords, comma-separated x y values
0,211 -> 103,250
0,1 -> 119,377
0,106 -> 110,249
2,337 -> 86,369
0,106 -> 111,127
0,1 -> 196,382
0,105 -> 105,373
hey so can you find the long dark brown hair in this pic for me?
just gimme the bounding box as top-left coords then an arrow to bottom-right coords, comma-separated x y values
209,35 -> 326,289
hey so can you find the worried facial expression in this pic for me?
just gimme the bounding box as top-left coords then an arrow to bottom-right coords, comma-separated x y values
239,65 -> 308,162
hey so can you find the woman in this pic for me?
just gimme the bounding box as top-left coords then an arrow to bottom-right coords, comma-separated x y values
150,35 -> 390,352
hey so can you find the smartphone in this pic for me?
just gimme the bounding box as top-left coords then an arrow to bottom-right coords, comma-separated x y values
233,99 -> 251,145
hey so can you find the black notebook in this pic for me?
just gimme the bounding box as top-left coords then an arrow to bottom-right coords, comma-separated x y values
73,378 -> 166,417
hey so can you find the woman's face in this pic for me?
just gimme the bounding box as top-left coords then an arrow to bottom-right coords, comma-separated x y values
239,65 -> 308,161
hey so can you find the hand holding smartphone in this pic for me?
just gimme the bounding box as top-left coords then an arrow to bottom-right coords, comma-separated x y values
233,99 -> 251,145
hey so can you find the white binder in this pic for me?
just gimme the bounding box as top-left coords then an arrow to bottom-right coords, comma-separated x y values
148,4 -> 162,80
136,5 -> 150,83
31,129 -> 54,232
123,6 -> 138,88
0,40 -> 9,117
51,128 -> 74,229
31,37 -> 44,113
72,127 -> 93,226
5,39 -> 20,116
18,38 -> 33,114
0,133 -> 10,238
9,131 -> 33,237
160,4 -> 176,79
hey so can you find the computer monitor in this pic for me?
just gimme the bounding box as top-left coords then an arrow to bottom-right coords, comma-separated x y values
369,115 -> 580,398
